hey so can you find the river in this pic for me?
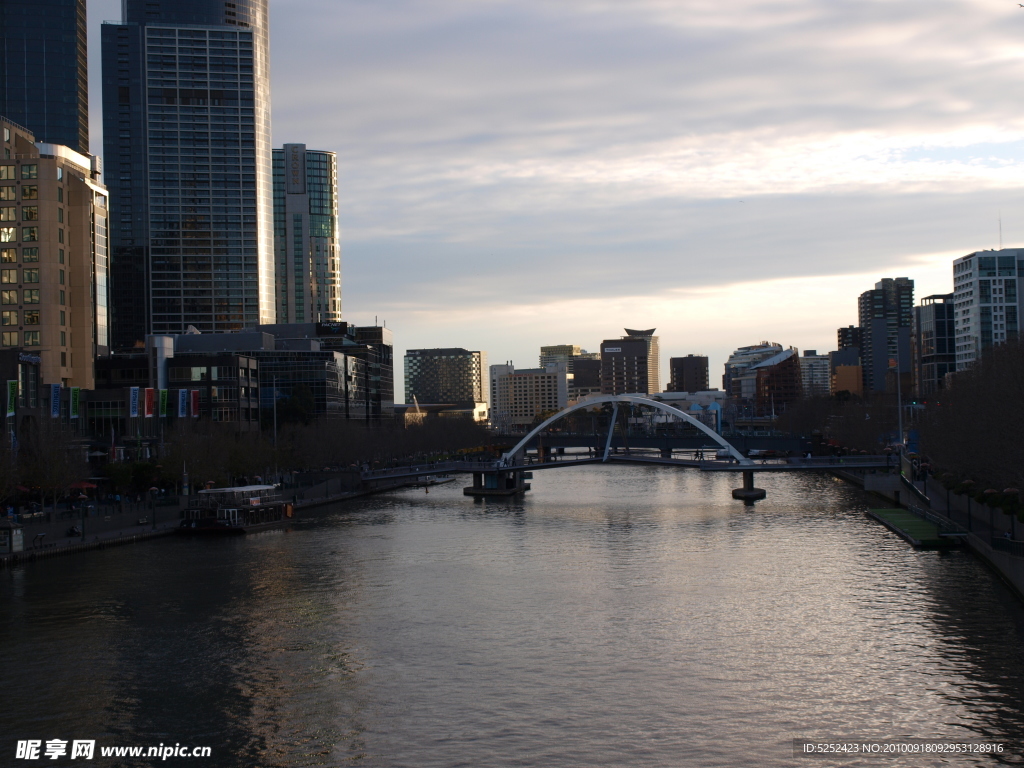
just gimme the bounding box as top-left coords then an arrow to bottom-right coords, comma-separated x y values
2,466 -> 1023,766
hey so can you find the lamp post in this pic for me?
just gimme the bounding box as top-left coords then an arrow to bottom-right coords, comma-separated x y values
273,375 -> 278,451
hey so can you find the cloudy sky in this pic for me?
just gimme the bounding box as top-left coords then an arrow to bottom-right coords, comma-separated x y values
90,0 -> 1024,397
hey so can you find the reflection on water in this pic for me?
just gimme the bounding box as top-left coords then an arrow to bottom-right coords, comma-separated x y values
2,466 -> 1023,766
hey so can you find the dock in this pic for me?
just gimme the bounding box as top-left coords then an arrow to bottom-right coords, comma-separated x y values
866,508 -> 956,549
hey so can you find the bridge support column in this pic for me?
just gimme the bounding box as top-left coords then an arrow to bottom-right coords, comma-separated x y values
660,447 -> 672,459
732,470 -> 766,502
463,470 -> 531,497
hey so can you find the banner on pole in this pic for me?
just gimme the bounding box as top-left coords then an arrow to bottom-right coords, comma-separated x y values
129,387 -> 140,418
144,388 -> 155,418
178,389 -> 188,418
191,389 -> 200,418
159,389 -> 168,418
50,384 -> 61,418
69,387 -> 80,419
6,380 -> 17,418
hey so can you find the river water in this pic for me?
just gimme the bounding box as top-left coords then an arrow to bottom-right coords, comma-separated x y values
2,466 -> 1024,767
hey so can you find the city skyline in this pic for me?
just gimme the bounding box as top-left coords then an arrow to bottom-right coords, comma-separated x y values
83,0 -> 1024,387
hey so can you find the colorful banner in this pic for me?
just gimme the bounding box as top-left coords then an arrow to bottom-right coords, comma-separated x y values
190,389 -> 200,418
178,389 -> 188,418
6,380 -> 17,418
69,387 -> 80,419
159,389 -> 168,418
144,387 -> 155,418
129,386 -> 140,418
50,383 -> 61,418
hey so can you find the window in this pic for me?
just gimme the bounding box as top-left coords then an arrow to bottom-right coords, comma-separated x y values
0,166 -> 14,180
21,185 -> 37,200
0,187 -> 13,201
58,270 -> 64,285
23,331 -> 40,346
1,249 -> 13,263
56,167 -> 63,181
0,208 -> 14,221
23,310 -> 39,325
21,165 -> 37,180
22,247 -> 37,262
2,332 -> 17,346
0,227 -> 13,242
1,269 -> 16,284
1,291 -> 15,305
56,208 -> 62,223
21,206 -> 38,221
56,228 -> 62,243
60,331 -> 66,346
23,269 -> 38,283
58,290 -> 64,305
57,187 -> 62,203
58,249 -> 64,264
1,311 -> 16,326
22,227 -> 38,241
24,289 -> 39,304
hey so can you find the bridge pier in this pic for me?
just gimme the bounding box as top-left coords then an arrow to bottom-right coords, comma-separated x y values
660,447 -> 673,459
463,470 -> 531,497
732,470 -> 766,502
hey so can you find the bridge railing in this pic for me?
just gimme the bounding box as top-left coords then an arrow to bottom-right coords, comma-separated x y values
361,460 -> 499,480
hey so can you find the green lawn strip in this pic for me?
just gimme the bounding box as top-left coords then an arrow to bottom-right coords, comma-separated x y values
868,509 -> 948,548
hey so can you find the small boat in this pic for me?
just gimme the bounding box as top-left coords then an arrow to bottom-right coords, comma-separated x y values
178,485 -> 294,535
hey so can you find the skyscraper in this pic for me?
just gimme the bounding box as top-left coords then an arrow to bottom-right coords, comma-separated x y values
272,144 -> 341,323
404,348 -> 488,406
600,328 -> 660,395
0,0 -> 89,154
953,249 -> 1022,371
101,0 -> 274,349
912,294 -> 955,396
668,355 -> 709,392
857,277 -> 914,392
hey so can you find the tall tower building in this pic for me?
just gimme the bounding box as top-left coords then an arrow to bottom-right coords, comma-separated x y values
952,249 -> 1023,371
272,144 -> 341,323
404,348 -> 488,406
668,355 -> 709,392
101,0 -> 274,350
857,277 -> 914,392
0,0 -> 89,154
600,328 -> 660,395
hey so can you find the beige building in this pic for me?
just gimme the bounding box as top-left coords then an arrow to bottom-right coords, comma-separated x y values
490,362 -> 569,430
1,117 -> 106,388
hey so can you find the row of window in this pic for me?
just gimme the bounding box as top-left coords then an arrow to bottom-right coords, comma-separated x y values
0,186 -> 39,200
0,227 -> 61,243
2,290 -> 46,304
0,206 -> 49,221
0,165 -> 38,180
1,331 -> 40,346
1,248 -> 40,263
1,310 -> 39,324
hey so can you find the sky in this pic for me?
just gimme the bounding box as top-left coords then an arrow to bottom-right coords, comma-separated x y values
88,0 -> 1024,398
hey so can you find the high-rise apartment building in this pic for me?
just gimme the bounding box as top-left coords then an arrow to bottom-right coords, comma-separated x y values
0,0 -> 89,154
722,342 -> 782,400
272,144 -> 341,323
668,355 -> 709,392
837,325 -> 862,352
539,344 -> 598,373
912,294 -> 955,396
600,328 -> 659,395
101,0 -> 274,349
798,350 -> 830,398
490,362 -> 568,430
405,348 -> 488,406
857,277 -> 914,392
953,249 -> 1022,371
1,117 -> 107,388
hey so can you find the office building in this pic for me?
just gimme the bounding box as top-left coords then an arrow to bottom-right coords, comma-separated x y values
539,344 -> 598,372
1,117 -> 107,388
722,342 -> 783,400
799,350 -> 830,398
953,249 -> 1022,370
912,294 -> 955,397
568,358 -> 602,401
837,325 -> 862,352
405,348 -> 488,408
752,347 -> 801,414
272,144 -> 341,323
0,0 -> 89,154
101,0 -> 274,349
668,355 -> 709,393
857,277 -> 914,392
829,347 -> 862,397
600,328 -> 660,395
490,362 -> 569,430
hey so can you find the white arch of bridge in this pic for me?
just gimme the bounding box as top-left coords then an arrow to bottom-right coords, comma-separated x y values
501,395 -> 752,466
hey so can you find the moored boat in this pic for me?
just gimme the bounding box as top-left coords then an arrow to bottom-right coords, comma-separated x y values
178,485 -> 294,535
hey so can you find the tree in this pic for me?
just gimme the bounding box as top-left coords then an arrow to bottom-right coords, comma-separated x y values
20,417 -> 88,513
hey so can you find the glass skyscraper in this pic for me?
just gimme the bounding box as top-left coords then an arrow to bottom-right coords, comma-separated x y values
101,0 -> 274,350
0,0 -> 89,154
272,144 -> 342,323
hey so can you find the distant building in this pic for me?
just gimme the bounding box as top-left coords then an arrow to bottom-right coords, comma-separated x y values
858,277 -> 914,392
829,347 -> 862,397
1,117 -> 108,388
272,144 -> 341,323
600,328 -> 660,395
752,347 -> 801,414
722,342 -> 783,400
837,325 -> 862,351
952,249 -> 1023,370
490,362 -> 568,430
799,350 -> 830,398
668,355 -> 709,393
912,294 -> 955,397
568,358 -> 602,402
539,344 -> 599,373
0,0 -> 90,154
405,348 -> 488,407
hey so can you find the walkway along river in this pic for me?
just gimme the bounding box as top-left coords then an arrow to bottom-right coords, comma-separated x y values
2,465 -> 1023,767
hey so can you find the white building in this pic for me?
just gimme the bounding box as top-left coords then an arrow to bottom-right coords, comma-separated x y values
490,362 -> 569,429
953,249 -> 1023,370
799,350 -> 831,398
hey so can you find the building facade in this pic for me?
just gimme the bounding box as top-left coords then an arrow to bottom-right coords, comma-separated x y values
857,277 -> 914,392
798,350 -> 830,398
752,347 -> 801,414
101,0 -> 275,349
952,249 -> 1022,371
668,354 -> 709,393
0,0 -> 89,154
539,344 -> 598,372
600,328 -> 660,395
913,293 -> 955,397
490,362 -> 568,430
1,117 -> 107,388
404,348 -> 488,407
722,342 -> 782,400
272,144 -> 341,323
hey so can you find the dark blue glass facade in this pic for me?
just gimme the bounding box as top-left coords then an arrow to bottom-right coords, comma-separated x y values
0,0 -> 89,154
